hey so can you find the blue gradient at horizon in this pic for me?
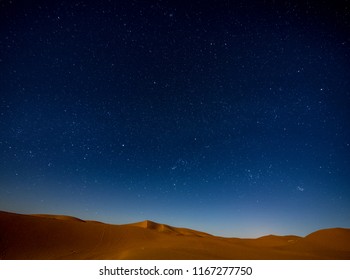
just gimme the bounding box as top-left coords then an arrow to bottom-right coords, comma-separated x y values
0,0 -> 349,237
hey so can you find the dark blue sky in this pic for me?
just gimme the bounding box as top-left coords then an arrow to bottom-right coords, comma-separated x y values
1,0 -> 349,237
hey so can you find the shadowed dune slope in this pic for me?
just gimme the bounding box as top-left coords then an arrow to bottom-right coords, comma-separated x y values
0,211 -> 349,260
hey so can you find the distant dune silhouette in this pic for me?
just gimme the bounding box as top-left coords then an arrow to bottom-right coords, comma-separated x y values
0,210 -> 349,259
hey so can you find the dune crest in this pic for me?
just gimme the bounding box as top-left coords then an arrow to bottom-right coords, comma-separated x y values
131,220 -> 169,231
0,211 -> 349,260
129,220 -> 212,237
31,214 -> 86,223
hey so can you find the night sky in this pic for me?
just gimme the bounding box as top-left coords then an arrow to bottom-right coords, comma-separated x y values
1,0 -> 350,237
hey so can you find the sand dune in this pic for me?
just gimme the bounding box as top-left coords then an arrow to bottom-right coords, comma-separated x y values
0,210 -> 349,260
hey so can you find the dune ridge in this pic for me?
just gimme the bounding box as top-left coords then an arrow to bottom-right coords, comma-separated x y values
31,214 -> 86,222
0,210 -> 349,260
129,220 -> 212,237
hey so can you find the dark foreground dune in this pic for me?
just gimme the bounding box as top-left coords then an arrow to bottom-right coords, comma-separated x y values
0,210 -> 349,259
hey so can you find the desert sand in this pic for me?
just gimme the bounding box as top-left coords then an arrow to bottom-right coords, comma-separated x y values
0,210 -> 349,259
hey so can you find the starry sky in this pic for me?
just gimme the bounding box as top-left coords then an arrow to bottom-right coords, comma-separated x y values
0,0 -> 350,237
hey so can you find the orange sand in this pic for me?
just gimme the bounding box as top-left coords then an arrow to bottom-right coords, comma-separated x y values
0,210 -> 349,259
